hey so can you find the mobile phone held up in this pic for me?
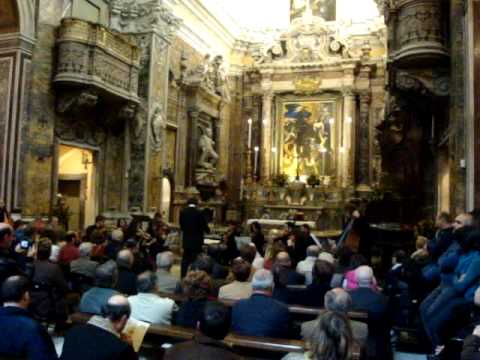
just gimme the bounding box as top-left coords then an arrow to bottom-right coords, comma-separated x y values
20,240 -> 31,249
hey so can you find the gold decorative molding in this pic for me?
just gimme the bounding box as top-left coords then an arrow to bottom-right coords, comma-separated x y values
293,77 -> 322,95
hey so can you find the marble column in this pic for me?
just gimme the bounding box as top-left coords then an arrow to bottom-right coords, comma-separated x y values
342,89 -> 356,188
357,92 -> 372,191
261,92 -> 274,181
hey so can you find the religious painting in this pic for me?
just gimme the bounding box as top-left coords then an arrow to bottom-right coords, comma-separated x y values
290,0 -> 336,22
276,98 -> 338,179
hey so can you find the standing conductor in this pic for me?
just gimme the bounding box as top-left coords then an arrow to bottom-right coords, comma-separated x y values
179,198 -> 210,278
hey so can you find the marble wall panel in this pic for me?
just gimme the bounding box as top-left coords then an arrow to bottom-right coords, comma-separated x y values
0,56 -> 13,204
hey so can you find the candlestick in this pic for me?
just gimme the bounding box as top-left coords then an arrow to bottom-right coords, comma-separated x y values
247,118 -> 253,149
254,146 -> 259,178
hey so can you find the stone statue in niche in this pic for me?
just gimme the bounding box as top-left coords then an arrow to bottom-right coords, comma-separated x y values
196,126 -> 219,186
197,126 -> 218,169
211,55 -> 230,101
186,54 -> 215,91
151,103 -> 165,152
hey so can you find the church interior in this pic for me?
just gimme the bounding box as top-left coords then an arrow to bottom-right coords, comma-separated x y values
1,0 -> 480,359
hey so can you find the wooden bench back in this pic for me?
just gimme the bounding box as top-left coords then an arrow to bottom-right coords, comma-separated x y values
156,291 -> 368,322
70,312 -> 361,359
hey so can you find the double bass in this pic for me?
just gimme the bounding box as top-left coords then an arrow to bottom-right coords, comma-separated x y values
337,210 -> 362,253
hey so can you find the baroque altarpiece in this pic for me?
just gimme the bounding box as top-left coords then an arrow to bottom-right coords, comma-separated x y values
232,4 -> 387,230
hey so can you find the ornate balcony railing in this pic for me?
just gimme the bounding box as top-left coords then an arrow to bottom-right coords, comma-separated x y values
54,18 -> 140,104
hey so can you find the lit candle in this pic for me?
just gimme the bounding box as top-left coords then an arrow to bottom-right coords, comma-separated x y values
320,147 -> 327,176
247,118 -> 253,149
254,146 -> 259,176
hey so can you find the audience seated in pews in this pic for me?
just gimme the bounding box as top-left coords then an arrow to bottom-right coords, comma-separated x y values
164,301 -> 243,360
289,259 -> 334,308
274,251 -> 305,286
175,270 -> 213,328
61,295 -> 137,360
188,253 -> 226,296
301,288 -> 368,348
421,227 -> 480,355
218,258 -> 252,300
239,243 -> 263,273
30,238 -> 69,328
330,246 -> 354,288
70,242 -> 98,280
0,223 -> 27,283
105,229 -> 124,260
422,213 -> 473,291
155,251 -> 179,293
421,212 -> 455,286
58,232 -> 80,266
0,275 -> 58,360
283,310 -> 354,360
350,265 -> 390,359
115,249 -> 137,295
128,271 -> 176,325
343,254 -> 378,291
232,269 -> 291,339
296,245 -> 320,285
79,261 -> 119,315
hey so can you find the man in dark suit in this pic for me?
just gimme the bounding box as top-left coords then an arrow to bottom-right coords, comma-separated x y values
232,269 -> 291,339
0,275 -> 58,360
349,265 -> 390,359
61,294 -> 137,360
180,198 -> 210,277
164,301 -> 242,360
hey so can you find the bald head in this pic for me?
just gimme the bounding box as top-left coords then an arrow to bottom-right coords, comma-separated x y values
454,213 -> 473,231
324,288 -> 352,313
117,249 -> 134,269
108,294 -> 129,307
275,251 -> 291,267
356,265 -> 374,287
103,294 -> 131,333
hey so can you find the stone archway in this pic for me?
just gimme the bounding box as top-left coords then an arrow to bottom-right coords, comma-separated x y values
0,0 -> 35,211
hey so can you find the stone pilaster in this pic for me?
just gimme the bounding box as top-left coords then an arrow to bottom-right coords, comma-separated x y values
357,92 -> 372,192
111,0 -> 181,211
261,91 -> 274,181
342,89 -> 356,188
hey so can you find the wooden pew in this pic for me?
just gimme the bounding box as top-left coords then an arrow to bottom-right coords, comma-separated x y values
156,291 -> 368,322
70,312 -> 361,359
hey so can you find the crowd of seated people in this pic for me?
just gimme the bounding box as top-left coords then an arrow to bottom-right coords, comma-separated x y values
5,208 -> 480,360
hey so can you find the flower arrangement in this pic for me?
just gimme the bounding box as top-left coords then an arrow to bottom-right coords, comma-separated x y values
272,173 -> 289,187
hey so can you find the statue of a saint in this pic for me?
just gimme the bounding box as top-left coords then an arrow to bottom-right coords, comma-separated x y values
197,126 -> 219,170
151,104 -> 165,150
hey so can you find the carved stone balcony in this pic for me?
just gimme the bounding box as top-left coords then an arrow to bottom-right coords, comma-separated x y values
387,0 -> 449,66
54,18 -> 140,105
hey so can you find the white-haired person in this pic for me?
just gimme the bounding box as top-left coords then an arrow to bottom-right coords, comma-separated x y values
231,269 -> 291,339
155,251 -> 179,293
70,242 -> 99,279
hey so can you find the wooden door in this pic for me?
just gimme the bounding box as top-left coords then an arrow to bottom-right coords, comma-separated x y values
58,175 -> 87,231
